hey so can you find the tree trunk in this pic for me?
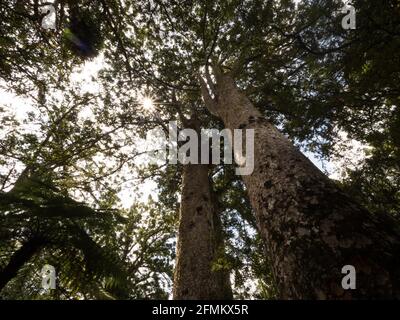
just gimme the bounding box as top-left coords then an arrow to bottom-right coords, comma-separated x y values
200,69 -> 400,299
173,120 -> 232,300
0,237 -> 45,292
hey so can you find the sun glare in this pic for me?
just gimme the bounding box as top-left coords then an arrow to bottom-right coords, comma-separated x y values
142,96 -> 155,111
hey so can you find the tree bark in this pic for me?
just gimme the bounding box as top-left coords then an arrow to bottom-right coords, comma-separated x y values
200,69 -> 400,299
173,120 -> 232,300
0,237 -> 45,292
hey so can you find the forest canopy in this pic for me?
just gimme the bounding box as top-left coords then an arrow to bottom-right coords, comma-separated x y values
0,0 -> 399,300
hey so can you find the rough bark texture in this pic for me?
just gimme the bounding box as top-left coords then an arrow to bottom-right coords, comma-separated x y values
0,237 -> 45,291
201,70 -> 400,299
173,120 -> 232,300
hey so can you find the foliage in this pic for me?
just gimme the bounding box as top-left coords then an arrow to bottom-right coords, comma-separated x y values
1,0 -> 399,299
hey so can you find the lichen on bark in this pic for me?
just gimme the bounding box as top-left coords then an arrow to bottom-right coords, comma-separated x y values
200,68 -> 400,299
173,118 -> 232,300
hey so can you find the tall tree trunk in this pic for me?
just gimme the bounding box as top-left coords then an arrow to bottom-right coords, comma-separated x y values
0,237 -> 45,291
173,119 -> 232,300
200,68 -> 400,299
